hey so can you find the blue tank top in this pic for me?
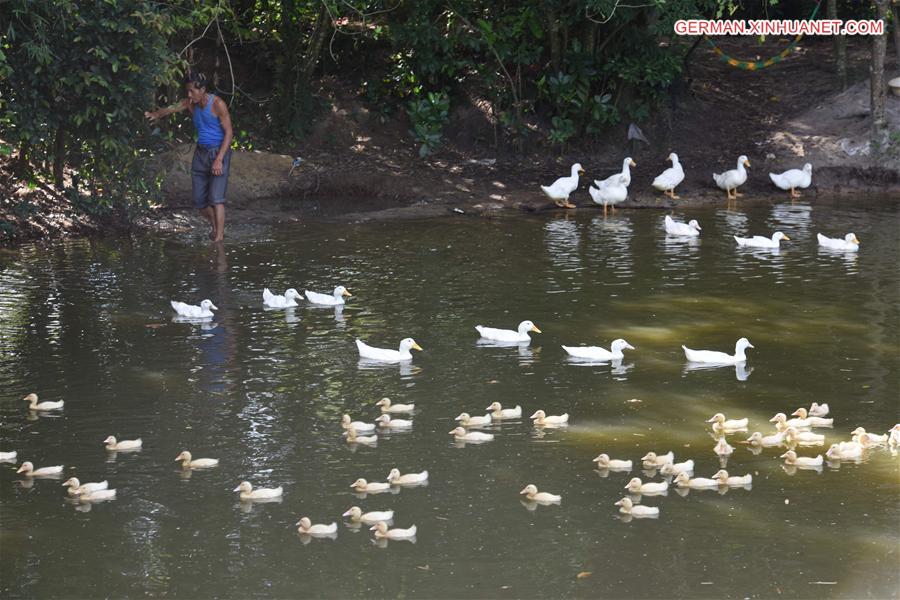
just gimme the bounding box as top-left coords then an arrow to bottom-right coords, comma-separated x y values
192,94 -> 224,147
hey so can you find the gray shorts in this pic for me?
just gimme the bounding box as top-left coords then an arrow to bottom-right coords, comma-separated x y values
191,145 -> 231,209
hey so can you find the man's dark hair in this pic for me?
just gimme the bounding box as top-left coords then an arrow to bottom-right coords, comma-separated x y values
183,72 -> 208,90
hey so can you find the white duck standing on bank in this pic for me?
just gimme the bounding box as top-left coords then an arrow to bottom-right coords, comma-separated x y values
769,163 -> 812,198
375,414 -> 413,429
262,288 -> 302,308
683,337 -> 754,364
22,393 -> 64,411
475,320 -> 541,343
652,153 -> 685,199
16,462 -> 64,477
589,174 -> 628,216
712,470 -> 752,487
448,427 -> 494,442
597,157 -> 636,188
713,155 -> 750,200
350,478 -> 390,494
103,436 -> 142,451
387,468 -> 428,486
370,521 -> 417,539
175,451 -> 219,469
356,338 -> 423,362
817,233 -> 860,251
707,413 -> 749,432
664,215 -> 702,237
486,402 -> 522,419
624,478 -> 668,495
808,402 -> 830,418
233,481 -> 283,500
791,408 -> 833,427
541,163 -> 584,209
375,398 -> 414,413
562,338 -> 634,361
734,231 -> 790,249
342,506 -> 394,525
641,451 -> 674,468
63,478 -> 108,496
592,454 -> 633,471
780,450 -> 823,467
530,410 -> 569,426
341,414 -> 376,433
296,517 -> 338,536
520,484 -> 562,503
170,299 -> 217,319
305,286 -> 352,306
455,413 -> 492,427
615,496 -> 659,518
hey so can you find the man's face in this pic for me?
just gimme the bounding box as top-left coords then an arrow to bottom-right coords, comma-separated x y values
185,83 -> 205,104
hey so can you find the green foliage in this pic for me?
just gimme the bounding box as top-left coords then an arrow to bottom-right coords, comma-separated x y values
407,91 -> 450,157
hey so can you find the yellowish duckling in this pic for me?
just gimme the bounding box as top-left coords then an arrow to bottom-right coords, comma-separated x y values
770,412 -> 811,430
375,414 -> 413,429
62,477 -> 108,496
375,398 -> 415,413
174,451 -> 219,469
742,431 -> 785,447
23,393 -> 64,411
103,436 -> 142,451
624,478 -> 668,494
519,484 -> 562,503
344,427 -> 378,444
712,470 -> 752,487
16,462 -> 63,477
641,451 -> 674,468
350,478 -> 390,493
529,410 -> 569,426
455,412 -> 492,427
614,496 -> 659,518
659,459 -> 694,476
370,521 -> 417,539
386,468 -> 428,485
485,402 -> 522,419
850,427 -> 888,444
448,427 -> 494,442
341,414 -> 375,433
673,472 -> 718,489
296,517 -> 337,535
780,450 -> 823,467
791,408 -> 833,427
707,413 -> 749,431
592,454 -> 632,470
782,427 -> 824,445
0,451 -> 18,461
808,402 -> 829,418
826,443 -> 862,460
342,506 -> 394,524
233,481 -> 283,500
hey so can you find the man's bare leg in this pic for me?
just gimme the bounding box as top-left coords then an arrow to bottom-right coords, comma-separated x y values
212,204 -> 225,242
201,206 -> 216,239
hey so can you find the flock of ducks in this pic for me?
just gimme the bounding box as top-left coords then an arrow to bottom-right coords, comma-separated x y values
541,154 -> 814,211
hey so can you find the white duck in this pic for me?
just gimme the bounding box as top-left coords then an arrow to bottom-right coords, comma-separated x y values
624,478 -> 668,494
455,413 -> 492,427
22,393 -> 64,411
562,338 -> 634,361
615,496 -> 658,517
592,454 -> 633,470
683,338 -> 753,364
712,470 -> 752,487
714,438 -> 734,456
16,462 -> 63,477
375,398 -> 414,413
652,153 -> 685,199
174,451 -> 219,469
817,233 -> 860,251
305,286 -> 352,306
597,157 -> 636,187
356,338 -> 422,362
342,506 -> 394,524
530,410 -> 569,426
344,427 -> 378,445
641,451 -> 674,467
375,415 -> 413,429
827,443 -> 862,460
713,155 -> 750,200
0,451 -> 17,461
78,488 -> 117,502
734,231 -> 790,249
350,478 -> 390,493
486,402 -> 521,419
170,299 -> 217,319
103,436 -> 142,451
664,215 -> 702,237
262,288 -> 302,308
791,408 -> 833,427
475,320 -> 541,343
743,431 -> 785,447
808,402 -> 830,418
588,174 -> 628,215
707,413 -> 749,431
62,477 -> 108,496
769,163 -> 812,198
780,450 -> 823,466
673,472 -> 719,489
296,517 -> 338,535
341,414 -> 376,433
448,427 -> 494,442
853,432 -> 885,449
520,484 -> 561,503
659,459 -> 694,476
541,163 -> 584,208
770,413 -> 811,430
233,481 -> 283,500
850,427 -> 888,444
370,521 -> 417,539
891,424 -> 900,447
387,468 -> 428,485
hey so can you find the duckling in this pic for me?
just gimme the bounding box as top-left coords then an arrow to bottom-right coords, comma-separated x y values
386,468 -> 428,485
174,451 -> 219,469
375,415 -> 413,429
0,451 -> 17,461
713,438 -> 734,456
614,496 -> 659,517
641,451 -> 674,468
62,477 -> 108,496
344,427 -> 378,445
529,410 -> 569,426
782,427 -> 825,445
350,478 -> 390,493
889,424 -> 900,447
342,506 -> 394,524
296,517 -> 338,535
851,432 -> 884,449
780,450 -> 824,466
624,478 -> 668,494
742,431 -> 785,447
233,481 -> 283,500
78,488 -> 117,502
485,402 -> 522,419
659,459 -> 694,477
448,427 -> 494,442
850,427 -> 888,444
592,454 -> 633,470
712,470 -> 752,487
341,414 -> 375,433
23,393 -> 64,411
707,413 -> 749,432
103,436 -> 142,451
519,484 -> 562,503
16,462 -> 63,477
455,413 -> 492,427
673,472 -> 719,489
375,398 -> 414,413
827,443 -> 862,460
808,402 -> 830,418
770,413 -> 811,430
369,521 -> 417,539
791,408 -> 833,427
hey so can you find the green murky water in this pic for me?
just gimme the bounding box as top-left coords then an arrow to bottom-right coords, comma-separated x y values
1,199 -> 898,598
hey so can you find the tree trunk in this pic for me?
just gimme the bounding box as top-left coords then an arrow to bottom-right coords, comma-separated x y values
53,126 -> 66,190
827,0 -> 847,90
892,3 -> 900,70
548,11 -> 561,73
14,140 -> 30,177
301,3 -> 330,84
872,0 -> 889,136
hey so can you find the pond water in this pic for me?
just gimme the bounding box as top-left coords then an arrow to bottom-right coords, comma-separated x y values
1,199 -> 898,599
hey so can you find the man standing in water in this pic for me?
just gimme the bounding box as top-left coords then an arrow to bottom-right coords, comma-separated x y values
146,73 -> 233,242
